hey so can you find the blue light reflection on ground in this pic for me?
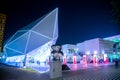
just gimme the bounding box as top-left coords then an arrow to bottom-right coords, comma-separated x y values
27,62 -> 50,73
28,62 -> 114,73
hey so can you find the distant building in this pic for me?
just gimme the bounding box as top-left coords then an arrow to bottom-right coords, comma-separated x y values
62,44 -> 78,56
77,38 -> 115,55
76,37 -> 120,62
62,44 -> 82,63
61,35 -> 120,63
0,13 -> 6,53
104,34 -> 120,43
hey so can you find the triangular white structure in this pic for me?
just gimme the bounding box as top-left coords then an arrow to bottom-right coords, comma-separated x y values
3,8 -> 58,63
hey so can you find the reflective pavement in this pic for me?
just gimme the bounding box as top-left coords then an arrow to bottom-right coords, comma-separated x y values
1,62 -> 120,80
62,64 -> 120,80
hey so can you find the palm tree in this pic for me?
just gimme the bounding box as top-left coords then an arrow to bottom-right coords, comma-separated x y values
113,42 -> 120,54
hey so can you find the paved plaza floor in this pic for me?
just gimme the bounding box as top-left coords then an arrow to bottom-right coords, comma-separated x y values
0,62 -> 120,80
62,64 -> 120,80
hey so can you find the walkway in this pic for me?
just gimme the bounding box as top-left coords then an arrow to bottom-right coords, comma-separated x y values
62,64 -> 120,80
0,63 -> 120,80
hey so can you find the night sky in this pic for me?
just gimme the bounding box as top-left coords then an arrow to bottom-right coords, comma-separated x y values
0,0 -> 120,45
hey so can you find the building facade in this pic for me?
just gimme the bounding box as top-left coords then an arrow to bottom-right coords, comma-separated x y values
77,38 -> 115,54
76,37 -> 120,62
62,44 -> 82,63
3,8 -> 58,67
0,13 -> 6,53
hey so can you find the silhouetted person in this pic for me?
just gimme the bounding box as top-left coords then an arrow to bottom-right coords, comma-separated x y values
115,58 -> 118,68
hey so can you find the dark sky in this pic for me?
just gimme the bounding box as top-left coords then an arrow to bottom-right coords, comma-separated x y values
0,0 -> 120,45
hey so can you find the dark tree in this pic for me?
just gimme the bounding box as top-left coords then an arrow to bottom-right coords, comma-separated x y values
113,42 -> 120,53
111,0 -> 120,23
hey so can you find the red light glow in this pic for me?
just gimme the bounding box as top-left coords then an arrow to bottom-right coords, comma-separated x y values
63,56 -> 67,64
83,55 -> 87,65
93,55 -> 97,63
73,56 -> 77,64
